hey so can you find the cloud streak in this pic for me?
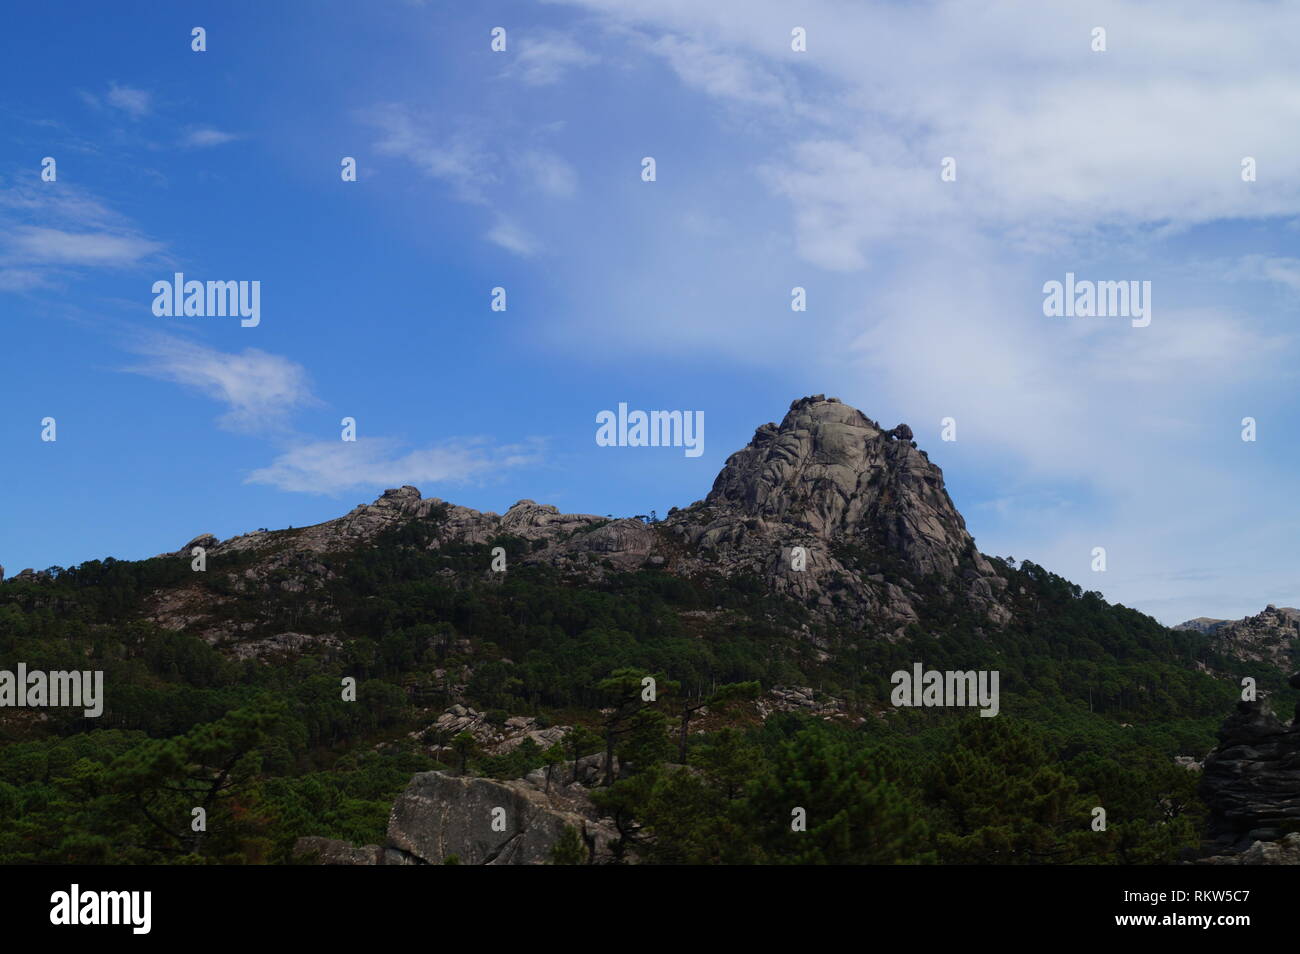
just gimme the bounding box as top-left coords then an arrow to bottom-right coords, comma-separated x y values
122,336 -> 319,434
246,436 -> 545,495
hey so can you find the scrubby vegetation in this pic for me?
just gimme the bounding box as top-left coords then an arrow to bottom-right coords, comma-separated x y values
0,523 -> 1291,864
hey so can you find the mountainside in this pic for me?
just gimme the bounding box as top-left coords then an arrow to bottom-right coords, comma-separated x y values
138,395 -> 1011,652
1175,605 -> 1300,670
2,395 -> 1296,866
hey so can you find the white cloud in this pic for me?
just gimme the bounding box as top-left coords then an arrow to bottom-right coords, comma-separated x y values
123,336 -> 318,433
181,127 -> 241,148
485,218 -> 539,257
511,30 -> 599,85
5,226 -> 161,267
0,269 -> 48,291
516,150 -> 578,198
120,336 -> 544,499
367,104 -> 497,201
104,82 -> 152,119
365,106 -> 576,253
1223,255 -> 1300,296
246,436 -> 544,494
556,0 -> 1300,265
0,183 -> 164,284
646,33 -> 791,111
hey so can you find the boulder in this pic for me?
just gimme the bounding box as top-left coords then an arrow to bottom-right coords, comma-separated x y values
1198,693 -> 1300,853
182,533 -> 219,552
1196,832 -> 1300,865
383,768 -> 619,865
292,836 -> 381,865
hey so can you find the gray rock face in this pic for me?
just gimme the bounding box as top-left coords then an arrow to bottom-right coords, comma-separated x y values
386,762 -> 618,865
292,836 -> 382,865
661,396 -> 1007,628
388,773 -> 585,864
182,533 -> 218,552
697,396 -> 981,576
1175,605 -> 1300,670
414,705 -> 568,758
1173,616 -> 1229,636
143,396 -> 1013,645
1198,695 -> 1300,853
1196,832 -> 1300,865
230,631 -> 342,661
294,760 -> 619,865
755,686 -> 854,722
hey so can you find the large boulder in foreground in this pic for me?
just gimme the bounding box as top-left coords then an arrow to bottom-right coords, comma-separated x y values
1196,832 -> 1300,865
1198,694 -> 1300,854
294,755 -> 620,865
386,768 -> 617,865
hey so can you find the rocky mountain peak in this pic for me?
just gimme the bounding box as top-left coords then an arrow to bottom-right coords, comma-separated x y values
142,395 -> 1011,640
1176,605 -> 1300,669
702,394 -> 981,580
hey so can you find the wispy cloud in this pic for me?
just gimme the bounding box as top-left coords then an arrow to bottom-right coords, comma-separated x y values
1223,255 -> 1300,296
80,82 -> 153,119
509,30 -> 599,85
120,336 -> 545,495
646,33 -> 792,112
368,104 -> 497,202
181,127 -> 241,148
516,149 -> 578,198
122,336 -> 319,434
0,268 -> 46,291
5,226 -> 160,267
107,83 -> 152,118
0,182 -> 163,283
485,218 -> 539,256
366,104 -> 573,257
246,436 -> 544,494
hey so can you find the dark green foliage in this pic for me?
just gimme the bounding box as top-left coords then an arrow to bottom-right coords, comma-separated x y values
0,518 -> 1283,865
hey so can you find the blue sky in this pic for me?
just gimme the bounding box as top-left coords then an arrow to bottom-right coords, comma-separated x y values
3,0 -> 1300,625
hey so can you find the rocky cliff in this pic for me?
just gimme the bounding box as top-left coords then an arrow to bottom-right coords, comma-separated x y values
1175,605 -> 1300,670
295,755 -> 620,865
661,396 -> 1008,629
145,395 -> 1014,649
1198,672 -> 1300,856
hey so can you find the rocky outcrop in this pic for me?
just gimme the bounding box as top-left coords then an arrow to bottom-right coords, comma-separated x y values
182,533 -> 218,552
755,686 -> 854,722
1176,605 -> 1300,671
1196,833 -> 1300,865
1198,688 -> 1300,855
292,836 -> 383,865
143,396 -> 1013,648
660,396 -> 1008,629
414,704 -> 569,757
295,757 -> 620,865
230,631 -> 342,661
386,769 -> 616,865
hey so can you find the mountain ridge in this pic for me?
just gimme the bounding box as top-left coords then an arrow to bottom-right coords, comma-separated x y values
136,395 -> 1014,647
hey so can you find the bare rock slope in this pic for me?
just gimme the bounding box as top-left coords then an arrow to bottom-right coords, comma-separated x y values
148,396 -> 1013,645
1175,605 -> 1300,670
